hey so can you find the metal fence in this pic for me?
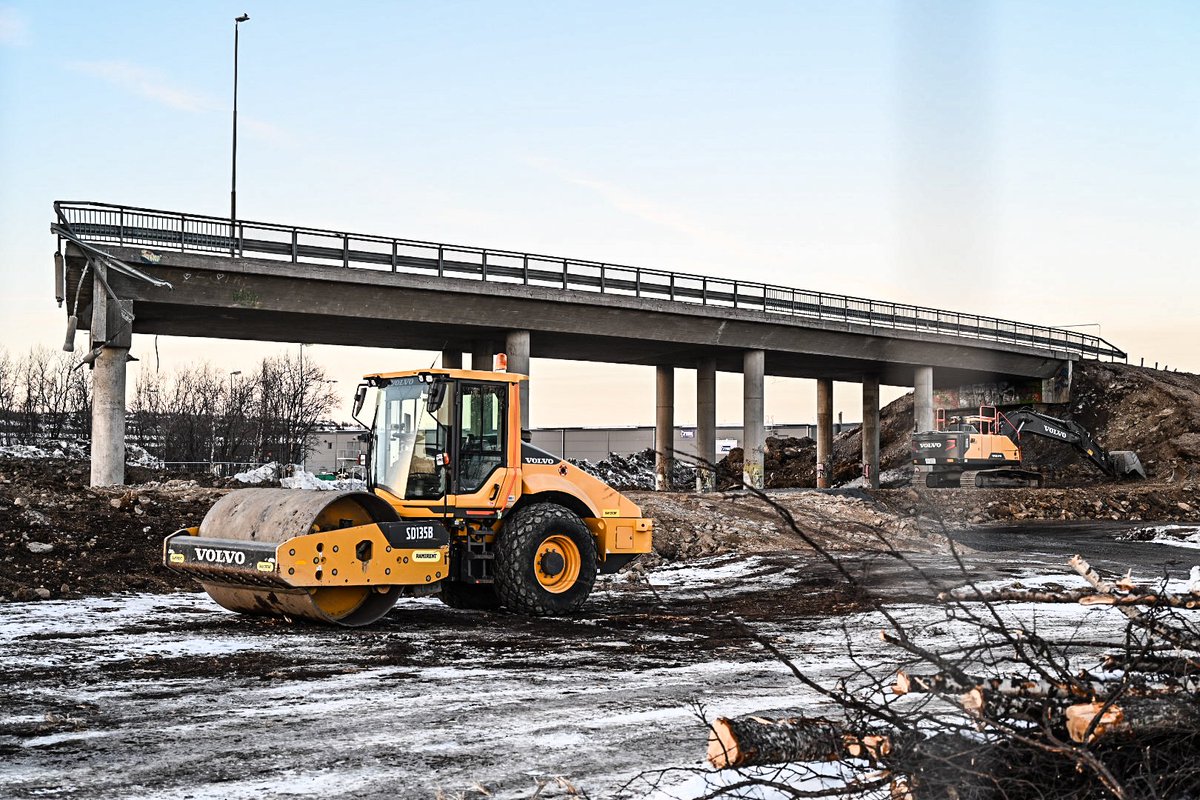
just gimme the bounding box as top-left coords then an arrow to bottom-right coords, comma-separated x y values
54,200 -> 1126,360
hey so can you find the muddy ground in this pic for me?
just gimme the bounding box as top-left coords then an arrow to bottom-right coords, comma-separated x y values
5,455 -> 1198,604
2,522 -> 1193,799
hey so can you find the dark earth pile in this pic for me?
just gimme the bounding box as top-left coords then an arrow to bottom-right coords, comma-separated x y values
1021,362 -> 1200,481
716,436 -> 818,490
0,458 -> 224,602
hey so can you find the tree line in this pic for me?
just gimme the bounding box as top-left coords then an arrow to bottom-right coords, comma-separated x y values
0,345 -> 340,467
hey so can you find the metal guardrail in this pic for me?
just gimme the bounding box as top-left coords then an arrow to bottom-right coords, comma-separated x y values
54,201 -> 1126,360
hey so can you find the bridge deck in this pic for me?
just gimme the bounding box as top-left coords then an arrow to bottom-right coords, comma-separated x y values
53,201 -> 1125,366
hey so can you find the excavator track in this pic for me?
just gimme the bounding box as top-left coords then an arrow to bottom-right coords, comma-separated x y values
925,468 -> 1043,489
167,489 -> 404,626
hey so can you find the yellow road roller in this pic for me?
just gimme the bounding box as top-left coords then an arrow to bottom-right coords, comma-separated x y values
163,367 -> 653,625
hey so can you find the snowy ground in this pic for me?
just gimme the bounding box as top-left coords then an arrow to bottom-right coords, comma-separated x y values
0,524 -> 1192,800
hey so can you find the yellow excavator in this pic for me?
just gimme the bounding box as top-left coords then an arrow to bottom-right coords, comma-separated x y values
913,406 -> 1145,488
163,367 -> 653,626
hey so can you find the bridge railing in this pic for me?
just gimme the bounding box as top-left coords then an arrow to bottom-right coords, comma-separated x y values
54,201 -> 1126,360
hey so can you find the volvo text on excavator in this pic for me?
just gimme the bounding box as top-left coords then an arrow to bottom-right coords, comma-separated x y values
163,367 -> 653,626
912,406 -> 1146,489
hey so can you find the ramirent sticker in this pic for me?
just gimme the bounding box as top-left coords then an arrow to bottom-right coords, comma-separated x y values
412,550 -> 442,562
256,561 -> 275,572
169,552 -> 185,564
602,509 -> 620,518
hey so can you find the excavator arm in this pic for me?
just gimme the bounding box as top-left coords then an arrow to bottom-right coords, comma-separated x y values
999,409 -> 1145,479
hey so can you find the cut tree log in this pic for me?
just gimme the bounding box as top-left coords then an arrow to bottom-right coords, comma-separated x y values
1069,555 -> 1200,651
706,715 -> 890,769
1066,696 -> 1200,743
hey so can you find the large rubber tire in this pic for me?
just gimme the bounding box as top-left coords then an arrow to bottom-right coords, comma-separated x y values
437,581 -> 501,610
494,503 -> 597,616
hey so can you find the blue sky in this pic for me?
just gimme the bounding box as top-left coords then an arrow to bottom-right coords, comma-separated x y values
1,2 -> 1197,426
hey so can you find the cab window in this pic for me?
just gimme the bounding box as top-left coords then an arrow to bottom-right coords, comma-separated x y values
458,383 -> 506,493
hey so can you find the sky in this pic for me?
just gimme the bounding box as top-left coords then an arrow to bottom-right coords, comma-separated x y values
1,1 -> 1197,428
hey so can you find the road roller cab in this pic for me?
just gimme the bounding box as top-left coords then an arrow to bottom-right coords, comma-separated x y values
163,367 -> 653,626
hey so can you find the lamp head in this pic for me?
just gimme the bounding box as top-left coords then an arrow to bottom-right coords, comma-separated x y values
235,13 -> 250,23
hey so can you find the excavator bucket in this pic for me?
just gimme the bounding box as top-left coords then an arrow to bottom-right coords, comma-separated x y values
163,488 -> 445,626
1109,451 -> 1147,480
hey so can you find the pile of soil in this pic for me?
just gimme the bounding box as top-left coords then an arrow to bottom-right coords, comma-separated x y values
716,436 -> 819,490
1021,362 -> 1200,481
877,481 -> 1200,525
831,392 -> 915,485
0,458 -> 227,602
626,486 -> 929,570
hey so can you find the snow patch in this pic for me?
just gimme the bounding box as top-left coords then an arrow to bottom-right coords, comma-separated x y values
233,462 -> 279,484
1120,524 -> 1200,550
280,470 -> 367,492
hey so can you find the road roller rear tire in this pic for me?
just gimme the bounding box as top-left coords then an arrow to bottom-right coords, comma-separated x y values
494,503 -> 597,616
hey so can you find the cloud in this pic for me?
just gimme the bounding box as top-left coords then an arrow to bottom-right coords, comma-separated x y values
524,156 -> 747,254
66,60 -> 289,144
68,60 -> 215,113
0,5 -> 29,46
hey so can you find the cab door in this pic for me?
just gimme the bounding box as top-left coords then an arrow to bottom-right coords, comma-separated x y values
451,381 -> 517,511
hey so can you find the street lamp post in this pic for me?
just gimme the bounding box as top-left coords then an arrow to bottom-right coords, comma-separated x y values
231,13 -> 250,255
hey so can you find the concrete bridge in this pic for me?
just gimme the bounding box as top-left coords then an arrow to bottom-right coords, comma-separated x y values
51,201 -> 1126,488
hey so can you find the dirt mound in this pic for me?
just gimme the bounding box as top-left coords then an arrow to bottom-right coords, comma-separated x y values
0,458 -> 226,602
1020,362 -> 1200,481
832,392 -> 915,485
716,436 -> 819,490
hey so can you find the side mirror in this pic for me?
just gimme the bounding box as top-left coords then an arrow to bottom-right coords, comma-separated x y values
426,379 -> 448,414
352,384 -> 368,417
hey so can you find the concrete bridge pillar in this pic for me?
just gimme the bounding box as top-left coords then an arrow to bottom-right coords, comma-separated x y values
742,350 -> 765,490
816,378 -> 833,488
441,350 -> 462,369
505,330 -> 531,432
470,342 -> 494,371
655,366 -> 675,491
91,346 -> 129,487
862,375 -> 881,490
914,366 -> 934,432
89,269 -> 132,487
696,357 -> 717,492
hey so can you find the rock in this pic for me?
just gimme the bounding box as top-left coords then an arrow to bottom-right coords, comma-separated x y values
13,496 -> 27,507
34,587 -> 51,600
26,541 -> 54,554
59,583 -> 70,594
109,497 -> 123,509
1179,502 -> 1194,513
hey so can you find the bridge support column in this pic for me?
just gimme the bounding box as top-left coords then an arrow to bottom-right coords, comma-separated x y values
743,350 -> 765,490
89,275 -> 132,487
862,375 -> 880,490
91,346 -> 129,487
655,366 -> 674,491
914,366 -> 934,432
506,330 -> 531,432
441,350 -> 462,369
696,357 -> 717,493
816,378 -> 833,488
470,342 -> 494,371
